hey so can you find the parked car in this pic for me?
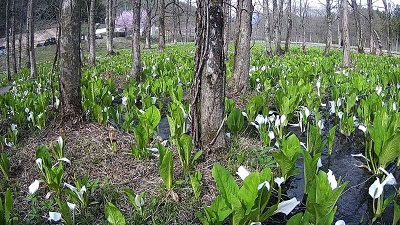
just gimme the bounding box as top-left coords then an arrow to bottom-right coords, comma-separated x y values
44,37 -> 57,46
0,46 -> 7,55
95,34 -> 103,39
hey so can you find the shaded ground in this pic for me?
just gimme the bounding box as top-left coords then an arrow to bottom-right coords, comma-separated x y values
4,120 -> 223,224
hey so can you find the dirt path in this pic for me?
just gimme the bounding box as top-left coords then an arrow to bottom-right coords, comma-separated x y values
0,86 -> 11,94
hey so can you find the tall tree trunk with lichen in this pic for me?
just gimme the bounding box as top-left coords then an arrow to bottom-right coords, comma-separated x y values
264,0 -> 273,57
131,0 -> 142,81
323,0 -> 332,56
185,0 -> 191,43
191,0 -> 226,151
106,0 -> 115,55
275,0 -> 284,55
342,0 -> 351,67
382,0 -> 391,56
232,0 -> 253,94
27,0 -> 37,78
59,0 -> 82,121
367,0 -> 376,54
223,0 -> 231,60
159,0 -> 166,50
5,0 -> 11,81
284,0 -> 292,53
351,0 -> 364,53
11,0 -> 17,75
88,0 -> 96,66
144,8 -> 152,49
300,0 -> 308,54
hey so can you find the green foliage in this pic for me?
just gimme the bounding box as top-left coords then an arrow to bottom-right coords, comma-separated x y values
197,164 -> 279,225
176,134 -> 202,177
0,152 -> 10,181
56,199 -> 75,225
105,202 -> 126,225
307,125 -> 327,156
273,134 -> 301,180
306,171 -> 348,225
190,171 -> 202,199
158,143 -> 173,190
0,189 -> 18,225
245,95 -> 267,122
327,125 -> 337,155
35,145 -> 66,194
302,150 -> 322,195
64,175 -> 99,215
227,108 -> 245,137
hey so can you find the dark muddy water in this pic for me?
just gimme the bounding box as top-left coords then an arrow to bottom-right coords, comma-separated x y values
287,135 -> 396,225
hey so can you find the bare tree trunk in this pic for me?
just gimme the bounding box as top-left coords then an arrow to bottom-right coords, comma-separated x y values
18,0 -> 23,70
342,0 -> 351,67
132,0 -> 142,81
185,0 -> 191,43
337,0 -> 342,47
300,0 -> 308,54
223,0 -> 231,60
284,0 -> 292,53
382,0 -> 391,56
275,0 -> 284,55
88,0 -> 96,66
177,5 -> 184,43
6,0 -> 11,81
144,7 -> 152,49
263,0 -> 273,57
159,0 -> 166,50
323,0 -> 332,56
106,0 -> 115,55
11,0 -> 17,75
351,0 -> 364,53
374,30 -> 383,55
60,0 -> 82,120
191,0 -> 226,151
272,0 -> 278,55
27,0 -> 37,78
367,0 -> 376,54
232,0 -> 253,94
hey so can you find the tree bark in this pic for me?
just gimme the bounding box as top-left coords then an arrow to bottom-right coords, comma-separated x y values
342,0 -> 351,67
27,0 -> 37,78
132,0 -> 142,81
275,0 -> 284,55
191,0 -> 226,151
158,0 -> 166,50
272,0 -> 278,55
6,0 -> 11,81
351,0 -> 364,53
323,0 -> 332,56
59,0 -> 82,120
88,0 -> 96,66
284,0 -> 292,53
144,8 -> 152,49
223,0 -> 231,61
106,0 -> 115,55
232,0 -> 253,94
374,29 -> 383,55
382,0 -> 391,56
263,0 -> 273,57
367,0 -> 376,54
300,0 -> 308,54
17,0 -> 23,70
11,0 -> 17,75
185,0 -> 191,43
